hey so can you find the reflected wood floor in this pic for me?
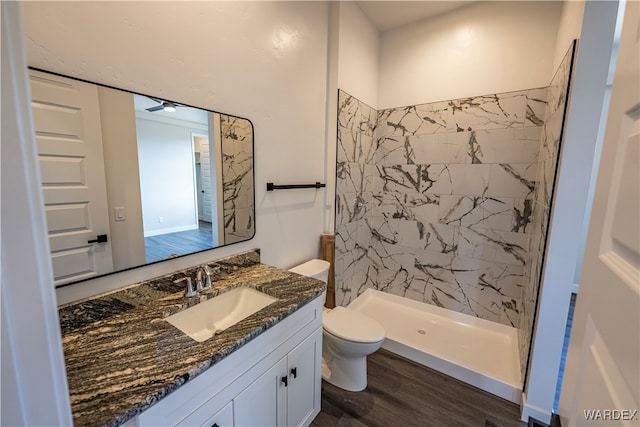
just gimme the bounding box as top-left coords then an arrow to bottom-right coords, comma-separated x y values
312,349 -> 526,427
145,221 -> 214,263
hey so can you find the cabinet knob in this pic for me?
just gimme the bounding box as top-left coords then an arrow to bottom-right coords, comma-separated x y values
211,424 -> 220,427
281,375 -> 288,387
290,367 -> 297,379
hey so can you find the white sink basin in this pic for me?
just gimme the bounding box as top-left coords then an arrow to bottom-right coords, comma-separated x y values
165,287 -> 277,342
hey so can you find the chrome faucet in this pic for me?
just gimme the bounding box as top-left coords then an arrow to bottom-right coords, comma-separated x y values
174,276 -> 198,298
196,264 -> 212,290
195,269 -> 205,293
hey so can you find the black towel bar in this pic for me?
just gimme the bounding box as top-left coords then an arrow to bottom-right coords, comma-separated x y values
266,182 -> 326,191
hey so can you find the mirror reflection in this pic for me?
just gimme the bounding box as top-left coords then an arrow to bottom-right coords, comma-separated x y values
29,69 -> 255,287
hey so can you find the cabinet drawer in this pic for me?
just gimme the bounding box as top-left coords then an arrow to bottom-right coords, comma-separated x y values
178,400 -> 233,427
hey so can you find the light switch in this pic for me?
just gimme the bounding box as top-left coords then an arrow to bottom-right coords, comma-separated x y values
114,207 -> 126,221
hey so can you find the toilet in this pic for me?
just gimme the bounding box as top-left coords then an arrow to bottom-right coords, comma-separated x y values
289,259 -> 385,392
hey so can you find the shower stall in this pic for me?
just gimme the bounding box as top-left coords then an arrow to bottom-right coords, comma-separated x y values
334,43 -> 576,402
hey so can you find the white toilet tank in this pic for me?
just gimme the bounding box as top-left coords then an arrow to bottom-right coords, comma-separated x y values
289,259 -> 330,284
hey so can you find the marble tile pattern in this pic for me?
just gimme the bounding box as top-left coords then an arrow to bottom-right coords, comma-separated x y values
58,249 -> 325,427
517,42 -> 576,381
220,115 -> 255,244
336,86 -> 548,328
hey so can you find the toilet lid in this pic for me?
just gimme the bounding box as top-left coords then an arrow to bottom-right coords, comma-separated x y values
323,307 -> 385,343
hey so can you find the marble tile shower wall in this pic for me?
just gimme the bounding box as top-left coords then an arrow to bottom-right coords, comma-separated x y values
517,44 -> 575,379
220,114 -> 255,244
335,88 -> 549,327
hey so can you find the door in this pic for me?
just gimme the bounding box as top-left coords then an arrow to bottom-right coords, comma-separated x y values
194,134 -> 213,223
234,356 -> 287,427
29,70 -> 113,285
287,329 -> 322,427
558,2 -> 639,426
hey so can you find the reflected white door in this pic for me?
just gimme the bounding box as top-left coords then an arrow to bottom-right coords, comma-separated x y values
194,135 -> 213,223
559,2 -> 639,425
29,70 -> 113,285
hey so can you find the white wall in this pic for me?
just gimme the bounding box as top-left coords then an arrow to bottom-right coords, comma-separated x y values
552,0 -> 586,73
378,1 -> 562,108
21,1 -> 330,303
522,0 -> 620,422
337,1 -> 380,108
1,2 -> 73,423
136,116 -> 200,236
98,87 -> 146,271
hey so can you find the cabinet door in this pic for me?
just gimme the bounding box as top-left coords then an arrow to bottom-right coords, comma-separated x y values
234,357 -> 287,427
287,328 -> 322,427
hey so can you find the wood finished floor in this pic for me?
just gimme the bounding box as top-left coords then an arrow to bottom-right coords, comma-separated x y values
312,349 -> 526,427
145,221 -> 214,263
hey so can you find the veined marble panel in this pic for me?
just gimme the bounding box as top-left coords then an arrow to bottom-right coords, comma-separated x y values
449,91 -> 527,132
447,164 -> 491,196
375,135 -> 414,165
372,191 -> 440,224
336,79 -> 565,331
540,112 -> 564,161
487,163 -> 536,199
336,192 -> 368,225
517,42 -> 575,380
411,132 -> 470,164
378,164 -> 450,194
413,253 -> 523,325
525,88 -> 549,127
439,195 -> 532,234
338,90 -> 360,132
377,101 -> 451,137
457,226 -> 529,267
339,90 -> 377,142
220,115 -> 254,244
471,128 -> 541,164
337,125 -> 361,163
366,215 -> 400,247
377,163 -> 493,197
335,222 -> 369,305
546,49 -> 573,121
360,134 -> 377,164
360,102 -> 377,137
336,163 -> 377,196
542,157 -> 558,207
511,198 -> 534,233
389,219 -> 458,255
439,195 -> 486,228
347,227 -> 526,325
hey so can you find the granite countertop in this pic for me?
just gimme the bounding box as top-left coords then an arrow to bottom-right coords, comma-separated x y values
58,250 -> 325,427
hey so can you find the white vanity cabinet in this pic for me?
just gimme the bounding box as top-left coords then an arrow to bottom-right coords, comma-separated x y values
136,296 -> 322,427
234,328 -> 321,427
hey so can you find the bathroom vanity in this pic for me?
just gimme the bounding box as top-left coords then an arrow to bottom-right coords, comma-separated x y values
57,250 -> 325,427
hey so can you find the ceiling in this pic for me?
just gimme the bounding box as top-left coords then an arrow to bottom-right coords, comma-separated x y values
356,1 -> 476,32
134,94 -> 209,126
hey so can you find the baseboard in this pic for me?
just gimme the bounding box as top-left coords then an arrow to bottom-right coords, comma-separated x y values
521,393 -> 552,424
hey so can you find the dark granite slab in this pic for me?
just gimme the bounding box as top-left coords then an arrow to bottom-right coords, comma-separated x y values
58,250 -> 325,427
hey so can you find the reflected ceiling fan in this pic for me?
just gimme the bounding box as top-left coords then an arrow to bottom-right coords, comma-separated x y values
145,96 -> 181,113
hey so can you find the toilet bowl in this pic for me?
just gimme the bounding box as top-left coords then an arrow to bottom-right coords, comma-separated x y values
289,260 -> 385,392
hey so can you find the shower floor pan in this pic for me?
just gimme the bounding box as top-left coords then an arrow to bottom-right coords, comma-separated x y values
349,289 -> 522,403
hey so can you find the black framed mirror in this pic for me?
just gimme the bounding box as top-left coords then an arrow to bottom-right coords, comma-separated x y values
29,68 -> 255,287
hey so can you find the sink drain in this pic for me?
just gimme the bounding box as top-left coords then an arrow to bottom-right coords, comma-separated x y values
417,329 -> 426,335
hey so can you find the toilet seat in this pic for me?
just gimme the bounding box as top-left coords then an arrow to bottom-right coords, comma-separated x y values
323,306 -> 385,343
